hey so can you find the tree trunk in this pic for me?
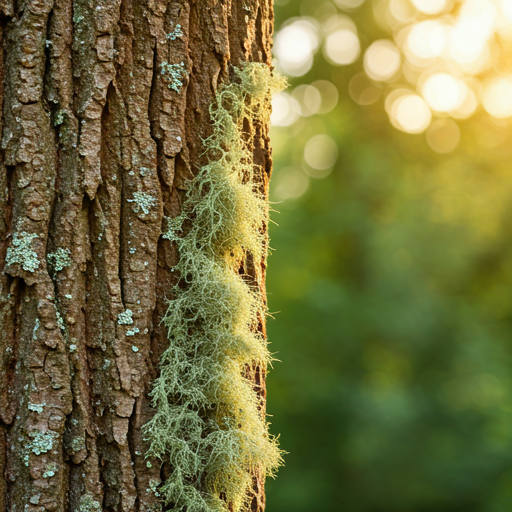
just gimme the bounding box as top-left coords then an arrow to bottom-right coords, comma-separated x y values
0,1 -> 276,511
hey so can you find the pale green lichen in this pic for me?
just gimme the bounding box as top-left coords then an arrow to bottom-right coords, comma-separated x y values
78,494 -> 101,512
56,310 -> 65,332
117,309 -> 134,325
127,328 -> 140,337
28,402 -> 46,414
128,192 -> 157,215
160,61 -> 187,93
43,463 -> 57,479
47,247 -> 72,271
6,232 -> 40,272
166,24 -> 184,41
27,430 -> 58,456
143,63 -> 286,512
132,345 -> 139,352
33,318 -> 40,340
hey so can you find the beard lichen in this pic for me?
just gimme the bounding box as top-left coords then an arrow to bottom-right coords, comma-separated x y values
143,63 -> 286,512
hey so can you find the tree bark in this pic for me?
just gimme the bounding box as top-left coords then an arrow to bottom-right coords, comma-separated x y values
0,1 -> 275,511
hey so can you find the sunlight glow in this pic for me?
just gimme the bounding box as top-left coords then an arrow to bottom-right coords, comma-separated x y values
422,74 -> 467,113
364,40 -> 401,81
504,0 -> 512,21
406,21 -> 446,60
483,77 -> 512,118
449,2 -> 496,65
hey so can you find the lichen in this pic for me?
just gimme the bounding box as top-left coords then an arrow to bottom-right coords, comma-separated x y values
47,247 -> 72,271
27,430 -> 58,456
6,232 -> 40,272
143,63 -> 286,512
128,192 -> 157,215
28,402 -> 46,414
56,310 -> 65,332
33,318 -> 40,340
127,328 -> 140,337
78,494 -> 101,512
43,463 -> 57,479
166,24 -> 184,41
160,61 -> 187,93
117,309 -> 134,325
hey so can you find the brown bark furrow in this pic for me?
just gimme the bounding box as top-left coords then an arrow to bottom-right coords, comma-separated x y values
0,1 -> 274,511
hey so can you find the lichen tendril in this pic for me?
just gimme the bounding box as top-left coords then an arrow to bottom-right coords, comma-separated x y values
143,63 -> 286,512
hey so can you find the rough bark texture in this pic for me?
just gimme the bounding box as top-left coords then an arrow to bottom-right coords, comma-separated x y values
0,1 -> 275,511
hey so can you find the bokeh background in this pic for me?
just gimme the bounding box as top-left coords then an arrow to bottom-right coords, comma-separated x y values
265,1 -> 512,511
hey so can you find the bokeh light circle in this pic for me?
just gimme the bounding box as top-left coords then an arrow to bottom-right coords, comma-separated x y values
304,135 -> 339,174
410,0 -> 447,15
334,0 -> 365,10
273,167 -> 310,201
388,92 -> 432,133
364,40 -> 401,81
271,93 -> 300,126
422,73 -> 467,112
324,29 -> 360,65
426,119 -> 461,153
406,21 -> 446,60
483,77 -> 512,118
274,20 -> 320,76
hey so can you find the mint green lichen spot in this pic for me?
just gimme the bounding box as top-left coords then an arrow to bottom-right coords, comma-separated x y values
54,110 -> 66,126
117,309 -> 133,325
166,24 -> 183,41
43,463 -> 57,478
132,345 -> 139,352
78,494 -> 101,512
47,247 -> 71,271
160,61 -> 187,93
28,402 -> 45,414
28,430 -> 57,455
56,311 -> 65,332
32,318 -> 40,340
127,328 -> 140,337
6,232 -> 40,272
128,192 -> 157,215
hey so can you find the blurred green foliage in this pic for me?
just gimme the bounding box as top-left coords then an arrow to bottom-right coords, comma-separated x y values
266,1 -> 512,511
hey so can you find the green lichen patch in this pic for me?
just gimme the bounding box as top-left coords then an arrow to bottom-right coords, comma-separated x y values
28,402 -> 46,414
128,192 -> 157,215
47,247 -> 72,271
160,61 -> 187,93
27,430 -> 58,456
6,232 -> 40,272
43,463 -> 57,478
117,309 -> 134,325
143,63 -> 286,512
166,24 -> 183,41
78,494 -> 101,512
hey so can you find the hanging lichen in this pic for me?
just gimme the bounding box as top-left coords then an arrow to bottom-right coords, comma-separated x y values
143,62 -> 286,512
